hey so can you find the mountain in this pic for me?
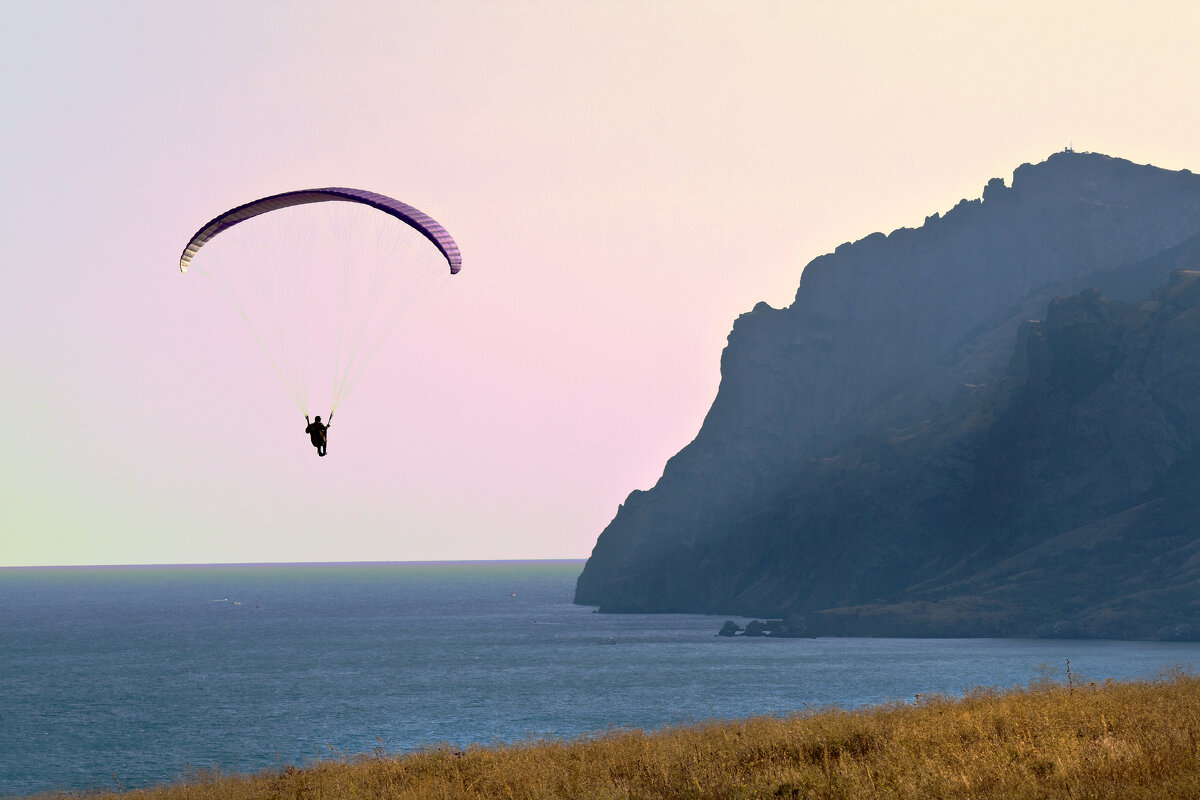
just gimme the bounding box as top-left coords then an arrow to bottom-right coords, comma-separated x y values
575,152 -> 1200,638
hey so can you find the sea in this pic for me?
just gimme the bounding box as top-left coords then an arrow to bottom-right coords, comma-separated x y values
3,560 -> 1200,797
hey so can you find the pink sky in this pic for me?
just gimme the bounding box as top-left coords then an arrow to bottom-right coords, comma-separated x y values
2,1 -> 1198,566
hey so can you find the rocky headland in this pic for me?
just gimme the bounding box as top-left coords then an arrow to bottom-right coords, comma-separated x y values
576,152 -> 1200,639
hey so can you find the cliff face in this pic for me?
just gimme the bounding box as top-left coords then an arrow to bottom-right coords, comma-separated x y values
576,152 -> 1200,637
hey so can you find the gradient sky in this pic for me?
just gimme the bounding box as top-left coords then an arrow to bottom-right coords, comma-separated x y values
2,1 -> 1198,566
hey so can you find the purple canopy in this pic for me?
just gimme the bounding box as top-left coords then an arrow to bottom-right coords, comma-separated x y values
179,188 -> 461,274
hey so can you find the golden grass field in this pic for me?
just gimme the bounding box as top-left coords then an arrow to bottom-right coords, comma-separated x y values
41,668 -> 1200,800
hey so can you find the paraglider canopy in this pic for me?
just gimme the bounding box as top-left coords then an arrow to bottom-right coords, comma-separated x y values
180,188 -> 460,418
180,187 -> 461,274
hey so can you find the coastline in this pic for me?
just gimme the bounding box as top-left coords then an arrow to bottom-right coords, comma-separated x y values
8,564 -> 1198,796
28,671 -> 1200,800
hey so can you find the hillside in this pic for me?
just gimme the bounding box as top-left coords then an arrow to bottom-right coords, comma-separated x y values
56,673 -> 1200,800
576,152 -> 1200,638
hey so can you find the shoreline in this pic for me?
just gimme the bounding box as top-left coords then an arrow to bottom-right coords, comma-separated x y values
26,671 -> 1200,800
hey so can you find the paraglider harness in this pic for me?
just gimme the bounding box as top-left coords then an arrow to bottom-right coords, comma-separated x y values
305,414 -> 332,457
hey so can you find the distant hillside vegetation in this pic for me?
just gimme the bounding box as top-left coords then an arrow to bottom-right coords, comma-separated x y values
576,152 -> 1200,639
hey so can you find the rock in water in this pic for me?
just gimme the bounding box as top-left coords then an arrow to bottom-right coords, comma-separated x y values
717,620 -> 741,637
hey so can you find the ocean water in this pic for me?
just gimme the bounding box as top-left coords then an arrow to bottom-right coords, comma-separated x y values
3,561 -> 1200,797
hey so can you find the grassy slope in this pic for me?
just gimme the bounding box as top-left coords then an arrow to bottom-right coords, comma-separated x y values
41,672 -> 1200,800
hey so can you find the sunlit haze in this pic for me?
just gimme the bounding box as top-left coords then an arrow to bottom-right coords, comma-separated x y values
2,0 -> 1197,566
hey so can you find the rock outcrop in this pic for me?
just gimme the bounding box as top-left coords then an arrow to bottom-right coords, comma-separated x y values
576,152 -> 1200,638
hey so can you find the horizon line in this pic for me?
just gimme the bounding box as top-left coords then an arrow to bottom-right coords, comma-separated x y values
0,557 -> 589,571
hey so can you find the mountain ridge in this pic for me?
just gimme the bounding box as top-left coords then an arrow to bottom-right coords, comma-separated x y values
576,152 -> 1200,638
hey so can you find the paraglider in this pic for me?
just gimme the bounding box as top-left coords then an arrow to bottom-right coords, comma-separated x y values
304,414 -> 330,457
180,188 -> 460,456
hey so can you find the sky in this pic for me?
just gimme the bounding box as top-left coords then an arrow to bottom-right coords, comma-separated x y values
2,0 -> 1198,567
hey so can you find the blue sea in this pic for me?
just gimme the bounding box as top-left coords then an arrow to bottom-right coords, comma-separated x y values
3,560 -> 1200,797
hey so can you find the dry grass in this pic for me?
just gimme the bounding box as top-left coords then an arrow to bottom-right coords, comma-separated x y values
37,668 -> 1200,800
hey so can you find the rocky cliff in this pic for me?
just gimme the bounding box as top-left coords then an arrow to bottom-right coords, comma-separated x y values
576,152 -> 1200,638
